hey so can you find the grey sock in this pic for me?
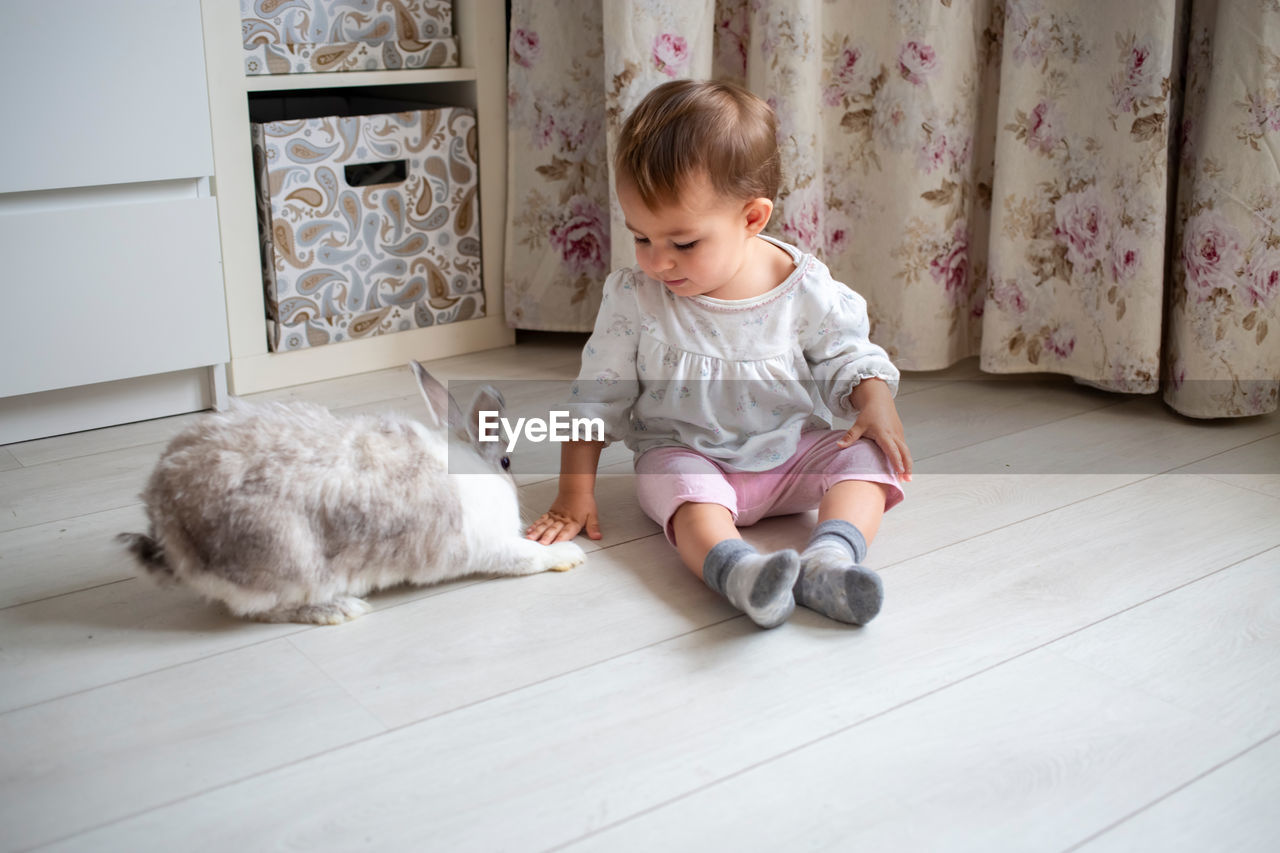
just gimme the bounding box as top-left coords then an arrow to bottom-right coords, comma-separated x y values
795,519 -> 883,625
702,539 -> 800,629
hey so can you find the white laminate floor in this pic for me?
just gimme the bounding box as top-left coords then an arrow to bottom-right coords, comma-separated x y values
1,333 -> 1277,852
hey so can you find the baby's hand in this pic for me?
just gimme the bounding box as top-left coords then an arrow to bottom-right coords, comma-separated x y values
840,380 -> 913,481
525,492 -> 603,544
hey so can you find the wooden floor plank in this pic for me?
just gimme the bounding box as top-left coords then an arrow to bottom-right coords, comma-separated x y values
0,578 -> 302,713
42,475 -> 1280,852
287,535 -> 732,729
1172,433 -> 1280,500
867,472 -> 1140,567
0,504 -> 146,609
893,377 -> 1119,461
0,639 -> 386,852
922,396 -> 1278,476
1052,546 -> 1280,740
0,443 -> 160,535
4,412 -> 203,469
1072,733 -> 1280,853
563,650 -> 1256,853
0,566 -> 506,714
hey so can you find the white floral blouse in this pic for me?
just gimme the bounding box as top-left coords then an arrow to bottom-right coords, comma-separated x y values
567,235 -> 900,471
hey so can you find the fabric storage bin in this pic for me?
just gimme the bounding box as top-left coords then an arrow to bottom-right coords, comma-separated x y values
251,100 -> 482,351
241,0 -> 458,76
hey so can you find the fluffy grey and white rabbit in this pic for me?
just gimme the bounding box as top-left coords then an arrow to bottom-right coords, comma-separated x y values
119,362 -> 584,624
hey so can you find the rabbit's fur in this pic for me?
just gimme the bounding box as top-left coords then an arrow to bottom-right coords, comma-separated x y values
119,362 -> 584,624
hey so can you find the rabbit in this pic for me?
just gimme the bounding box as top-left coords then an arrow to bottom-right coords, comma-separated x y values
118,361 -> 585,624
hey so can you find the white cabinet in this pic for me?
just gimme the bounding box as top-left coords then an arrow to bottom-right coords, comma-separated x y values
0,0 -> 215,194
1,200 -> 227,397
0,0 -> 229,442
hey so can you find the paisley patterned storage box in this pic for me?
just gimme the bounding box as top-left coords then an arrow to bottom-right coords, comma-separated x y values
251,103 -> 483,352
241,0 -> 458,76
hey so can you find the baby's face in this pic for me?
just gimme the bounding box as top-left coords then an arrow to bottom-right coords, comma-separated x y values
617,172 -> 767,300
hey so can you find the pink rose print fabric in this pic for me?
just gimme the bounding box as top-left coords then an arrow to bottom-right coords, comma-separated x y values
1163,0 -> 1280,416
897,41 -> 938,85
506,0 -> 1278,416
653,33 -> 689,76
510,28 -> 540,68
549,196 -> 610,277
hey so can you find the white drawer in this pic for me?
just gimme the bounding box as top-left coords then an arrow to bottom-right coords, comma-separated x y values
0,197 -> 229,398
0,0 -> 214,193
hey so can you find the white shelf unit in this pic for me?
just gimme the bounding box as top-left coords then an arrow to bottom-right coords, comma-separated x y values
201,0 -> 514,395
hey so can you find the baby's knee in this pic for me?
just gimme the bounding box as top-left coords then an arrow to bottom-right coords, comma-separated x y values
671,500 -> 735,525
667,500 -> 739,551
670,502 -> 737,545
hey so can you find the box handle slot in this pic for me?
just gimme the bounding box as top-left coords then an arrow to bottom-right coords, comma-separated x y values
344,160 -> 408,187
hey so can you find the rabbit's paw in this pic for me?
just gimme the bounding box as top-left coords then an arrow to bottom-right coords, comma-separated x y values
498,539 -> 586,576
261,595 -> 372,625
539,541 -> 586,573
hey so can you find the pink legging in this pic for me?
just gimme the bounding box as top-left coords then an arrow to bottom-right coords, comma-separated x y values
635,430 -> 904,545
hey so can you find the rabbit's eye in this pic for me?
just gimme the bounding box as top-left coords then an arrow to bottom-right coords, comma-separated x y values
500,456 -> 511,470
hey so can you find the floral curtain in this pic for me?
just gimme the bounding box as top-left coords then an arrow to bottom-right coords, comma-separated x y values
505,0 -> 1279,418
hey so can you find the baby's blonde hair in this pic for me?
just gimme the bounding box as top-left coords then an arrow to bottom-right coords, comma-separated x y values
615,79 -> 781,209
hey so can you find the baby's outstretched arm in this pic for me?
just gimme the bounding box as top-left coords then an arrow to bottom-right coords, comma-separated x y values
525,440 -> 607,543
838,378 -> 913,481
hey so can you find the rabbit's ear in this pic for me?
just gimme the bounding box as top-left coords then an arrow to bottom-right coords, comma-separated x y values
410,361 -> 450,429
447,393 -> 467,443
467,386 -> 507,464
467,386 -> 505,440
